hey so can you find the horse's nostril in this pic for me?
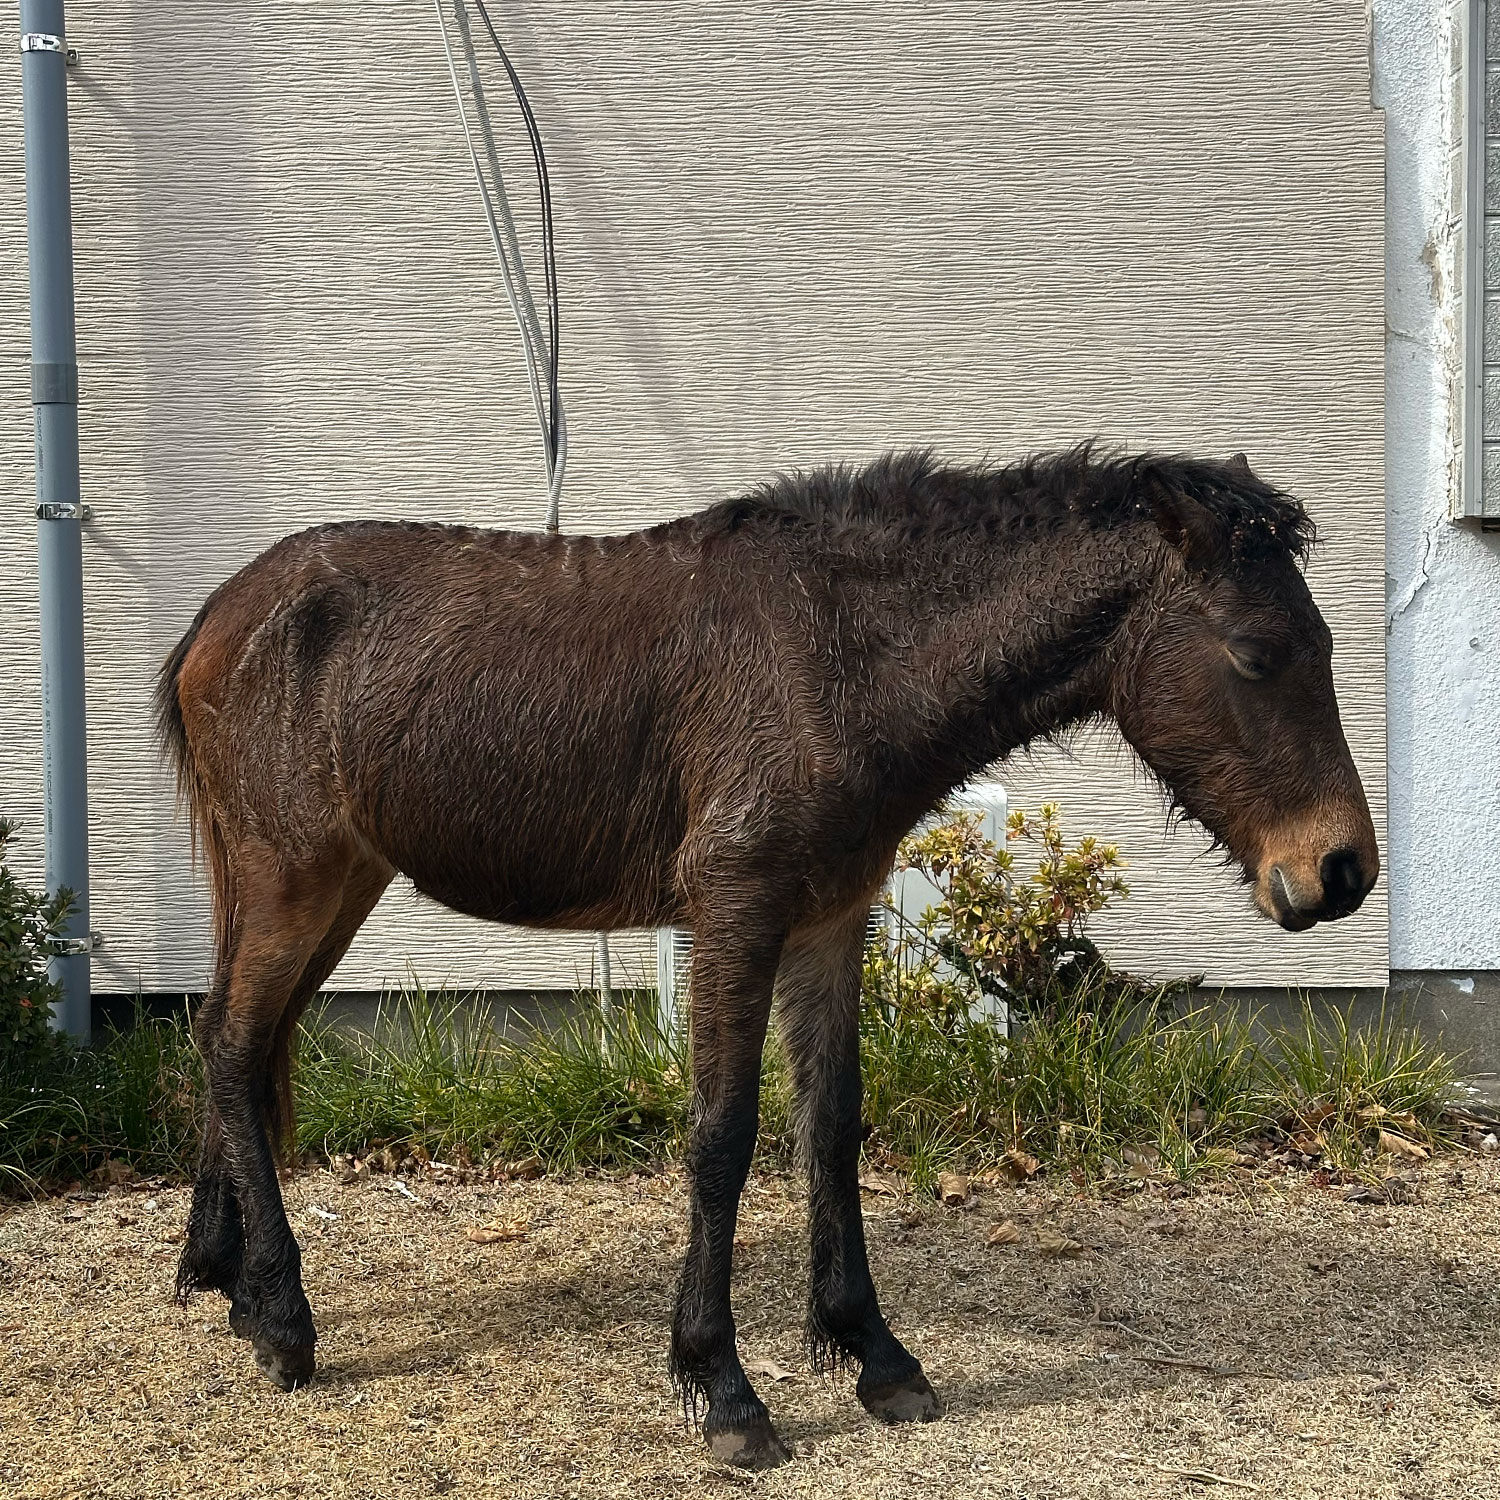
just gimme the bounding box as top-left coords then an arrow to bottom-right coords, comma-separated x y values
1319,846 -> 1368,910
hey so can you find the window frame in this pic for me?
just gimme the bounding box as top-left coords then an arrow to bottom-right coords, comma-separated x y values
1464,0 -> 1500,520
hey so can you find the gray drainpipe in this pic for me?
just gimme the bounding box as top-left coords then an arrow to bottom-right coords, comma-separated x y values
19,0 -> 91,1041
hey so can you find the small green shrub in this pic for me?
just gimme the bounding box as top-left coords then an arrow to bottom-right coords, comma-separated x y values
0,819 -> 69,1068
881,801 -> 1129,1019
1266,999 -> 1458,1170
859,806 -> 1456,1185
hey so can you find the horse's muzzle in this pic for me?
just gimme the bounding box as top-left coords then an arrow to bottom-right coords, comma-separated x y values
1259,844 -> 1378,930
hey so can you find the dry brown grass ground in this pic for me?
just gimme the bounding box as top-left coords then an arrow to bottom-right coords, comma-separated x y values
2,1158 -> 1499,1500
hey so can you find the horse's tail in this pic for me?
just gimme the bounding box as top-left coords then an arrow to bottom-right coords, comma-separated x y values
155,608 -> 238,977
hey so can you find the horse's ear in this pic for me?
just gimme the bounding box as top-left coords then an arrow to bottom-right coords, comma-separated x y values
1147,479 -> 1225,574
1227,451 -> 1251,475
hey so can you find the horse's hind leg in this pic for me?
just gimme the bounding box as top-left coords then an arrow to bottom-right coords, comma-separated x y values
776,907 -> 941,1423
182,844 -> 386,1390
181,853 -> 393,1343
177,971 -> 247,1317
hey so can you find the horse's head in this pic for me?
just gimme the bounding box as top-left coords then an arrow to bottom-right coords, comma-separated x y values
1111,455 -> 1378,931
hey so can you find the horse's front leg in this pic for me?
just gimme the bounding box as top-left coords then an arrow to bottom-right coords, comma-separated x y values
777,908 -> 941,1423
669,914 -> 790,1469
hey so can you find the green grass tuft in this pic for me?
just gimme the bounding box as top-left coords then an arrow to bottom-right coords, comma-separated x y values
294,986 -> 698,1171
0,1004 -> 202,1190
0,983 -> 1463,1196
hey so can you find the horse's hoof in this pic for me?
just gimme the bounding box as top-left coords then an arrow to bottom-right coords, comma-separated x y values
228,1304 -> 255,1341
705,1417 -> 793,1469
252,1337 -> 316,1391
859,1371 -> 943,1424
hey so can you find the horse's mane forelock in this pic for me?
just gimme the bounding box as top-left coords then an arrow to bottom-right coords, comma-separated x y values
695,444 -> 1315,566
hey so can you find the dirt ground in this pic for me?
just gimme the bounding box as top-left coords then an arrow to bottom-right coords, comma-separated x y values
2,1157 -> 1499,1500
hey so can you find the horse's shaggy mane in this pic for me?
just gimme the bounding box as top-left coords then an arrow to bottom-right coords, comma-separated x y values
699,446 -> 1315,566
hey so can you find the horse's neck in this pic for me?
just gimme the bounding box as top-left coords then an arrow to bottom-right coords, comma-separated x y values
856,526 -> 1152,792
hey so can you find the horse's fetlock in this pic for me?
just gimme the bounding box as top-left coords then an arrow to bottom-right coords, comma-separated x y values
808,1280 -> 878,1359
175,1231 -> 241,1304
670,1310 -> 734,1389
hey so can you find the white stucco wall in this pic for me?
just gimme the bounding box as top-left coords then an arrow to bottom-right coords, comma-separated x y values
1379,0 -> 1500,970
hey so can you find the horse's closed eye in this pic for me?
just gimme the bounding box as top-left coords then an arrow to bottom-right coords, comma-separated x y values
1225,643 -> 1274,680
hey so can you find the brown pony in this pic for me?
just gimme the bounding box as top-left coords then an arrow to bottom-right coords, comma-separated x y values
157,447 -> 1377,1468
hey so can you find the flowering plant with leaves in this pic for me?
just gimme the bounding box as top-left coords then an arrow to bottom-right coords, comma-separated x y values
872,802 -> 1128,1022
0,820 -> 68,1069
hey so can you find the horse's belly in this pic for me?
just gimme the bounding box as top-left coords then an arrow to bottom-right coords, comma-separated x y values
403,860 -> 679,932
366,788 -> 683,933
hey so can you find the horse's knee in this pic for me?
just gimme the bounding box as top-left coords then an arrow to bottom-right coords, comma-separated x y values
686,1098 -> 760,1184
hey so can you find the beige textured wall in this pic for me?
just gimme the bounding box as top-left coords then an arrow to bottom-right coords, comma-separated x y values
0,1 -> 1387,992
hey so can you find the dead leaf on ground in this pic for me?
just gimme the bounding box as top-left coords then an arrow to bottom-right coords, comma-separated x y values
1378,1131 -> 1430,1163
858,1171 -> 902,1197
465,1221 -> 529,1245
997,1147 -> 1040,1183
1438,1256 -> 1467,1285
1035,1226 -> 1088,1258
986,1220 -> 1021,1247
743,1357 -> 796,1383
1343,1176 -> 1417,1206
488,1155 -> 545,1182
937,1172 -> 975,1209
1121,1144 -> 1164,1180
1141,1215 -> 1186,1237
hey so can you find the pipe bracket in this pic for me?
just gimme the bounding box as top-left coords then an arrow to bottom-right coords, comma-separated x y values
52,932 -> 101,956
32,360 -> 78,405
20,32 -> 77,64
37,501 -> 92,522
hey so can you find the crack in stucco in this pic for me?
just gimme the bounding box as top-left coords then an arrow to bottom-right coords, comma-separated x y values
1386,514 -> 1445,630
1387,322 -> 1439,350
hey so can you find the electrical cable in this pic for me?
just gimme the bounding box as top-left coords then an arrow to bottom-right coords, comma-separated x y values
433,0 -> 565,532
